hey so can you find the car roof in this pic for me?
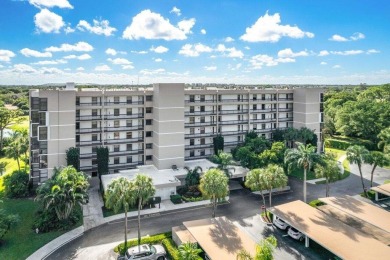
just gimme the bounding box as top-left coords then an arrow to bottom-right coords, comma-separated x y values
127,244 -> 150,255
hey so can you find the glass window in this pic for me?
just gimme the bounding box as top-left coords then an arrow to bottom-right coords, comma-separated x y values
39,112 -> 46,125
92,134 -> 98,141
92,109 -> 98,116
38,126 -> 48,140
92,97 -> 98,105
200,138 -> 205,145
114,96 -> 120,104
190,128 -> 195,135
253,104 -> 257,110
146,95 -> 153,101
189,117 -> 195,124
114,120 -> 120,128
39,98 -> 47,111
127,144 -> 132,151
126,132 -> 132,139
127,108 -> 132,115
146,143 -> 152,149
92,146 -> 97,153
200,95 -> 205,102
127,156 -> 132,163
190,139 -> 194,145
146,131 -> 152,137
189,95 -> 195,102
114,157 -> 120,164
200,106 -> 205,112
114,145 -> 120,152
146,155 -> 152,161
126,120 -> 132,127
190,106 -> 195,113
31,111 -> 39,123
146,119 -> 152,125
114,132 -> 120,139
127,96 -> 132,104
146,107 -> 152,113
92,121 -> 98,129
200,116 -> 205,123
190,150 -> 194,157
200,150 -> 205,156
31,97 -> 40,110
114,109 -> 120,116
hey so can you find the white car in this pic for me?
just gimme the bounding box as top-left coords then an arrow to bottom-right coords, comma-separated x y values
287,227 -> 304,241
119,244 -> 166,260
273,216 -> 289,230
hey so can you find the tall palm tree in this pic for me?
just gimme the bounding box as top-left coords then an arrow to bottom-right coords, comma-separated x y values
212,151 -> 235,177
366,151 -> 390,187
314,155 -> 340,197
236,235 -> 277,260
264,164 -> 288,207
245,169 -> 268,212
133,174 -> 155,250
178,242 -> 202,260
105,177 -> 136,254
3,131 -> 26,171
346,145 -> 370,197
184,166 -> 203,186
199,168 -> 229,218
284,142 -> 320,203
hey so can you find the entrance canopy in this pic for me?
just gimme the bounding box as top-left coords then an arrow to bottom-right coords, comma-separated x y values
371,183 -> 390,197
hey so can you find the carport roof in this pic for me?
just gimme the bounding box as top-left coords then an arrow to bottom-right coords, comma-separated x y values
371,183 -> 390,197
319,196 -> 390,233
270,200 -> 390,260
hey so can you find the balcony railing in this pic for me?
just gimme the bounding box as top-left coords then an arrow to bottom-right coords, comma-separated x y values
104,126 -> 144,132
77,101 -> 144,107
185,143 -> 213,150
251,118 -> 274,123
185,111 -> 216,116
185,100 -> 216,103
80,149 -> 144,159
278,108 -> 293,112
219,109 -> 249,115
185,132 -> 216,138
278,117 -> 293,122
278,98 -> 294,101
250,109 -> 275,113
219,120 -> 248,125
105,137 -> 143,144
77,140 -> 103,147
104,113 -> 144,120
185,121 -> 217,127
185,154 -> 211,160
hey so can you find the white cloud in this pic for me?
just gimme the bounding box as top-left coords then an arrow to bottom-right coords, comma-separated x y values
216,44 -> 244,58
350,32 -> 365,41
0,65 -> 3,68
277,48 -> 308,58
76,67 -> 85,71
32,59 -> 67,65
276,57 -> 295,63
77,19 -> 117,36
318,50 -> 330,56
41,67 -> 63,74
29,0 -> 73,9
12,64 -> 37,73
63,54 -> 91,60
244,46 -> 250,50
131,50 -> 148,54
170,6 -> 181,16
45,42 -> 94,52
249,54 -> 278,69
122,10 -> 195,40
200,29 -> 206,35
320,62 -> 327,65
95,65 -> 111,71
154,58 -> 162,62
333,65 -> 341,69
34,9 -> 65,33
122,65 -> 134,70
367,49 -> 380,54
106,48 -> 117,56
329,34 -> 348,42
240,12 -> 314,42
20,48 -> 52,58
139,68 -> 165,75
331,50 -> 364,55
179,43 -> 212,57
233,63 -> 242,70
224,37 -> 235,42
0,50 -> 16,62
329,32 -> 365,42
204,66 -> 217,71
64,26 -> 75,34
107,58 -> 132,65
150,46 -> 169,53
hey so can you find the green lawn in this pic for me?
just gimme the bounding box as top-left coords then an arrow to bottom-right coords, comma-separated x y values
0,158 -> 27,193
324,148 -> 346,160
8,116 -> 29,132
0,198 -> 68,260
288,167 -> 317,180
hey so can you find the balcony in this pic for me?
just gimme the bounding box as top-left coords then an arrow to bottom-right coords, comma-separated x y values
77,140 -> 103,147
218,130 -> 246,136
251,118 -> 274,123
185,143 -> 213,150
104,113 -> 144,120
185,121 -> 217,127
185,111 -> 216,116
185,99 -> 216,104
278,97 -> 294,101
250,109 -> 275,113
76,101 -> 144,107
218,120 -> 248,125
225,140 -> 244,146
105,137 -> 143,144
278,117 -> 293,122
109,161 -> 143,170
219,99 -> 249,103
278,108 -> 293,112
76,115 -> 102,121
185,154 -> 211,160
76,128 -> 102,134
185,132 -> 216,139
219,109 -> 249,115
104,125 -> 144,132
79,149 -> 144,159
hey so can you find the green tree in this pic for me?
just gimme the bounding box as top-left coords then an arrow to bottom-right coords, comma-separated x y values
184,166 -> 202,186
3,170 -> 29,198
247,137 -> 271,154
199,169 -> 229,218
377,127 -> 390,153
245,169 -> 268,212
264,165 -> 288,207
366,151 -> 390,187
346,145 -> 370,197
133,174 -> 156,249
258,142 -> 286,166
236,235 -> 277,260
213,134 -> 224,155
285,142 -> 320,203
0,107 -> 20,151
36,166 -> 90,221
66,147 -> 80,171
315,155 -> 340,197
105,177 -> 136,254
236,146 -> 258,169
212,151 -> 235,177
3,130 -> 28,171
0,161 -> 7,176
178,242 -> 202,260
96,146 -> 109,177
297,127 -> 315,145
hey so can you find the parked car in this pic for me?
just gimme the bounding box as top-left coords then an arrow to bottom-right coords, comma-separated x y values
287,227 -> 304,241
118,244 -> 166,260
273,216 -> 289,230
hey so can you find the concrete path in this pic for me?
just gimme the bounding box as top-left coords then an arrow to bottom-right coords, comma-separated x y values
83,178 -> 105,231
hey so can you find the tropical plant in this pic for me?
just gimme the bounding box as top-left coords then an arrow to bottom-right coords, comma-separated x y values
184,166 -> 202,186
212,151 -> 235,177
66,147 -> 80,171
245,169 -> 268,212
315,155 -> 340,197
213,134 -> 224,155
178,242 -> 202,260
96,146 -> 109,177
258,142 -> 286,166
346,145 -> 370,197
3,170 -> 29,198
199,168 -> 229,218
0,161 -> 7,176
378,127 -> 390,153
0,208 -> 19,240
36,166 -> 89,221
3,130 -> 28,171
133,174 -> 156,249
105,177 -> 136,254
0,107 -> 20,151
264,164 -> 288,207
284,142 -> 320,203
236,235 -> 277,260
366,151 -> 390,187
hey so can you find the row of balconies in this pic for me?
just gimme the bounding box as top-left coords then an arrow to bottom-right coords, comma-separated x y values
77,137 -> 144,147
76,125 -> 144,134
76,113 -> 144,121
185,97 -> 293,103
184,117 -> 292,127
76,101 -> 144,107
79,161 -> 144,172
79,149 -> 144,159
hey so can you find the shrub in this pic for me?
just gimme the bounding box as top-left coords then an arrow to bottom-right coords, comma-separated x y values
3,170 -> 29,198
162,238 -> 180,260
325,137 -> 376,151
182,196 -> 204,202
0,209 -> 19,240
176,186 -> 188,196
170,194 -> 182,204
114,231 -> 172,254
360,190 -> 376,200
309,199 -> 326,208
32,205 -> 82,233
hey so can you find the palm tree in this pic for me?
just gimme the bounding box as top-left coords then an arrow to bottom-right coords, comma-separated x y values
199,168 -> 229,218
184,166 -> 202,186
178,242 -> 202,260
133,174 -> 155,250
245,169 -> 268,212
366,151 -> 390,187
314,155 -> 340,197
0,161 -> 7,176
284,142 -> 320,203
213,151 -> 235,177
105,177 -> 136,254
346,145 -> 370,197
236,235 -> 277,260
264,164 -> 288,207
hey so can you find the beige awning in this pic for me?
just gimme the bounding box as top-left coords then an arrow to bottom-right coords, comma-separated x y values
371,183 -> 390,197
183,217 -> 257,260
270,200 -> 390,260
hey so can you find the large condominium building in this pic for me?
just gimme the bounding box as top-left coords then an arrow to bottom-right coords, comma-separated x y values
29,83 -> 324,185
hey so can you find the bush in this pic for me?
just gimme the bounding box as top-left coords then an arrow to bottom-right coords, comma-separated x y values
162,238 -> 180,260
176,186 -> 188,196
360,190 -> 376,200
170,194 -> 182,204
309,199 -> 326,208
325,137 -> 376,151
114,231 -> 172,254
32,205 -> 82,233
3,170 -> 29,198
182,196 -> 204,202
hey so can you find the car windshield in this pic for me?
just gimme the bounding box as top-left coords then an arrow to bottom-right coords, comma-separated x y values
150,245 -> 156,254
290,227 -> 299,232
278,218 -> 285,223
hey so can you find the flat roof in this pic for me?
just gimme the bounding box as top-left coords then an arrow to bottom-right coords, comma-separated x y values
371,183 -> 390,197
183,217 -> 256,260
172,225 -> 197,244
319,196 -> 390,234
270,200 -> 390,260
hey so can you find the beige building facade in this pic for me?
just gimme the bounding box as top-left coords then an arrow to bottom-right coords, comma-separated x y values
29,83 -> 323,184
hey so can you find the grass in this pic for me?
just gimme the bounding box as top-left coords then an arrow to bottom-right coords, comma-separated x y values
0,198 -> 74,260
8,116 -> 29,132
314,148 -> 351,184
288,167 -> 316,180
0,158 -> 28,193
324,148 -> 346,160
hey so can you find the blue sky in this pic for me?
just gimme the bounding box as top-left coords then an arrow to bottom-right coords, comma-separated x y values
0,0 -> 389,85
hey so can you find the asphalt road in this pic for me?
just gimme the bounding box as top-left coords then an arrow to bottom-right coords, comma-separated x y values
46,164 -> 390,260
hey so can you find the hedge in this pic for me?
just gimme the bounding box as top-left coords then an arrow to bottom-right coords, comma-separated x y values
170,194 -> 182,204
162,238 -> 180,260
324,137 -> 376,151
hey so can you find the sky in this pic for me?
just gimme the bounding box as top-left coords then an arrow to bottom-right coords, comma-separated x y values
0,0 -> 389,85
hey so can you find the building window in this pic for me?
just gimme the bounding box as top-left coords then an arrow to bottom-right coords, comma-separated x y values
189,95 -> 195,102
146,155 -> 152,161
238,136 -> 241,142
146,107 -> 153,113
190,139 -> 194,146
145,119 -> 152,125
31,111 -> 39,123
146,143 -> 152,149
200,95 -> 205,102
237,105 -> 241,111
39,98 -> 48,111
273,113 -> 276,119
92,146 -> 97,153
92,97 -> 98,105
92,134 -> 98,141
253,124 -> 257,130
127,108 -> 132,115
76,135 -> 80,143
146,95 -> 153,101
126,120 -> 132,127
190,150 -> 195,157
92,109 -> 98,116
127,96 -> 132,104
114,96 -> 120,104
200,116 -> 205,123
320,93 -> 324,103
38,127 -> 48,141
253,114 -> 257,120
114,120 -> 120,128
145,131 -> 152,137
92,159 -> 98,166
253,104 -> 257,110
262,114 -> 265,120
190,128 -> 195,135
261,104 -> 265,110
114,157 -> 120,164
189,117 -> 195,124
31,97 -> 40,110
190,106 -> 194,113
200,127 -> 205,134
262,134 -> 266,138
76,122 -> 80,130
114,109 -> 120,116
92,121 -> 98,129
127,156 -> 132,163
200,138 -> 205,145
200,106 -> 205,112
262,124 -> 266,129
127,144 -> 132,151
200,150 -> 205,156
126,132 -> 132,139
39,112 -> 46,125
114,132 -> 120,139
114,145 -> 120,152
253,94 -> 257,101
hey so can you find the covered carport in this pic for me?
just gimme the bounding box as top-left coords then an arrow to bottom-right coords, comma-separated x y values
371,183 -> 390,201
270,200 -> 390,260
